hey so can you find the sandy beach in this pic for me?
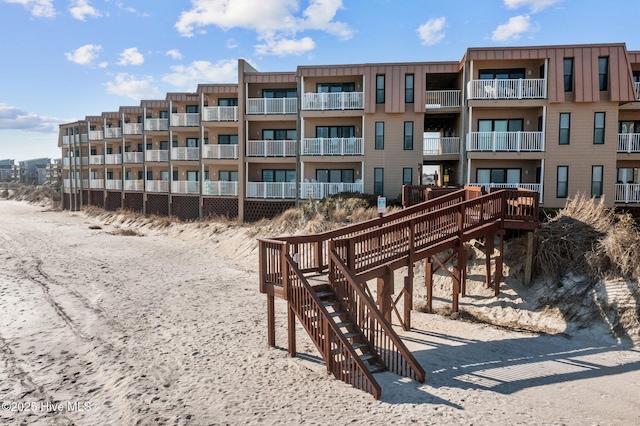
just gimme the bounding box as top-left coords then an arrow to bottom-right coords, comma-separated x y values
1,199 -> 640,425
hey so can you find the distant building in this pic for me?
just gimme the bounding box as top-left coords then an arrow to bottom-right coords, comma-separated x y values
0,159 -> 14,181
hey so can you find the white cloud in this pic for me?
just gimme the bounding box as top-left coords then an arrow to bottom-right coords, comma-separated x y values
65,44 -> 102,66
104,73 -> 161,100
162,60 -> 237,90
166,49 -> 183,60
3,0 -> 56,18
174,0 -> 352,56
0,103 -> 63,132
504,0 -> 562,13
117,47 -> 144,66
255,36 -> 315,56
492,15 -> 535,42
226,39 -> 239,49
417,17 -> 446,46
69,0 -> 101,21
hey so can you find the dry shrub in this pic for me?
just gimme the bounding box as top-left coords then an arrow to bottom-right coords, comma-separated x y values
6,184 -> 60,207
109,227 -> 143,237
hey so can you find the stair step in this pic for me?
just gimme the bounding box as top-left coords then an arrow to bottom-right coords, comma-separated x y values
359,353 -> 376,362
323,300 -> 340,307
368,363 -> 385,374
351,342 -> 367,350
329,311 -> 346,317
315,291 -> 333,299
343,331 -> 360,339
334,321 -> 352,328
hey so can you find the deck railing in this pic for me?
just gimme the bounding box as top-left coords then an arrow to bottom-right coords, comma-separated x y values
203,106 -> 238,121
302,92 -> 363,110
146,180 -> 169,193
123,152 -> 144,163
123,123 -> 142,135
246,98 -> 297,114
203,181 -> 238,196
467,131 -> 544,152
617,134 -> 640,153
171,147 -> 199,161
202,144 -> 238,159
468,78 -> 546,99
425,90 -> 461,108
105,154 -> 122,165
246,140 -> 296,157
300,182 -> 363,199
145,118 -> 169,131
145,150 -> 169,162
171,113 -> 200,127
104,128 -> 122,139
423,137 -> 460,155
615,183 -> 640,203
301,137 -> 364,156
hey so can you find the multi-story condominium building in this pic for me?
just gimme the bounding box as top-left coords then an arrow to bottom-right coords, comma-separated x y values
59,43 -> 640,221
0,159 -> 14,181
45,159 -> 62,187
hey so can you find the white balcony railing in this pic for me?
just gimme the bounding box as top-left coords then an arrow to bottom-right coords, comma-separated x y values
104,128 -> 122,139
146,180 -> 169,192
203,106 -> 238,121
90,179 -> 104,189
246,98 -> 298,114
246,182 -> 297,199
105,179 -> 122,190
62,157 -> 89,166
172,180 -> 200,194
423,137 -> 460,155
615,184 -> 640,203
89,130 -> 103,140
105,154 -> 122,165
80,134 -> 88,143
302,92 -> 364,110
469,183 -> 543,202
246,140 -> 296,157
123,123 -> 143,135
89,155 -> 104,165
171,113 -> 200,127
202,144 -> 238,159
62,135 -> 70,145
301,138 -> 364,156
425,90 -> 461,108
468,78 -> 546,100
203,181 -> 238,196
171,147 -> 199,161
145,150 -> 169,162
123,152 -> 144,163
124,180 -> 144,191
617,134 -> 640,153
145,118 -> 169,131
300,182 -> 363,199
466,132 -> 544,152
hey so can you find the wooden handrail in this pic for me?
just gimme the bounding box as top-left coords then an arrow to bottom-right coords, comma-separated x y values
329,247 -> 426,383
284,253 -> 382,398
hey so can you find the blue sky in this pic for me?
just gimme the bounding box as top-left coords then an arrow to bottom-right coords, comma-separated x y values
0,0 -> 637,161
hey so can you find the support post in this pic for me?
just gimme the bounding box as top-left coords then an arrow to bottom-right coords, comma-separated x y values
403,264 -> 413,330
494,232 -> 504,297
267,295 -> 275,347
377,266 -> 393,323
425,257 -> 433,313
287,304 -> 296,357
524,231 -> 534,286
485,233 -> 494,288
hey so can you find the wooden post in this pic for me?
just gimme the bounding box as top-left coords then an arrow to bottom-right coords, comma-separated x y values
403,266 -> 413,330
452,245 -> 461,313
494,232 -> 504,297
425,257 -> 433,313
267,295 -> 275,347
524,231 -> 534,286
287,304 -> 296,357
485,233 -> 494,288
377,266 -> 393,322
460,244 -> 467,297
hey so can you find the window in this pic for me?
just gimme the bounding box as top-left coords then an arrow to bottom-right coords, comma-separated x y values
160,141 -> 169,150
218,98 -> 238,106
316,83 -> 355,93
479,68 -> 525,79
219,135 -> 238,145
591,166 -> 603,198
187,171 -> 199,181
557,166 -> 569,198
376,75 -> 385,104
137,171 -> 143,180
172,170 -> 179,180
159,111 -> 169,119
402,168 -> 413,185
219,171 -> 238,181
146,143 -> 152,150
316,126 -> 355,138
262,88 -> 297,98
172,140 -> 178,148
106,171 -> 113,180
90,148 -> 97,155
404,121 -> 414,150
476,168 -> 521,184
262,129 -> 296,140
262,169 -> 295,182
315,169 -> 354,183
559,113 -> 571,145
594,112 -> 605,144
598,57 -> 609,91
374,168 -> 384,195
405,74 -> 414,103
375,122 -> 384,150
186,138 -> 198,147
563,58 -> 573,92
186,105 -> 199,113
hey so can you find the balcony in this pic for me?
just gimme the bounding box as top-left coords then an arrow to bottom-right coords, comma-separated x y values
171,147 -> 199,161
425,90 -> 461,108
105,154 -> 122,165
105,179 -> 122,190
62,157 -> 89,167
89,155 -> 104,165
171,113 -> 200,127
89,130 -> 103,140
90,179 -> 104,189
62,136 -> 70,145
146,150 -> 169,162
123,123 -> 142,135
246,140 -> 296,157
203,106 -> 238,121
104,128 -> 122,139
146,180 -> 169,192
172,180 -> 199,194
301,138 -> 364,156
617,134 -> 640,153
145,118 -> 169,131
202,144 -> 238,160
302,92 -> 363,110
423,137 -> 460,156
123,152 -> 144,163
615,184 -> 640,203
300,182 -> 363,199
203,180 -> 238,196
466,132 -> 544,152
124,180 -> 144,191
246,98 -> 297,115
467,79 -> 546,100
246,182 -> 296,199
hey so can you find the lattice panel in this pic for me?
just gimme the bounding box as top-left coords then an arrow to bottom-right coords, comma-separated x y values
90,190 -> 104,207
106,192 -> 122,211
171,195 -> 200,221
203,197 -> 238,219
82,191 -> 90,207
124,193 -> 143,212
146,194 -> 169,216
63,193 -> 71,210
244,200 -> 295,222
615,206 -> 640,218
